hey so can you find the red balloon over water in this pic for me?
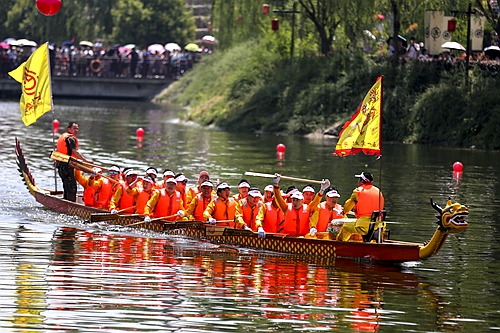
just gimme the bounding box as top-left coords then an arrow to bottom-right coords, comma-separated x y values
52,119 -> 59,132
453,161 -> 463,172
36,0 -> 61,16
276,143 -> 286,153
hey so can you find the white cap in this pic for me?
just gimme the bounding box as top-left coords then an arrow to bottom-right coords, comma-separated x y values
326,189 -> 340,198
109,166 -> 121,173
200,180 -> 214,187
175,174 -> 188,182
238,181 -> 250,188
163,170 -> 175,177
146,168 -> 158,177
264,185 -> 274,192
217,182 -> 230,190
291,192 -> 304,200
166,178 -> 177,184
302,186 -> 315,193
248,189 -> 262,198
125,169 -> 138,177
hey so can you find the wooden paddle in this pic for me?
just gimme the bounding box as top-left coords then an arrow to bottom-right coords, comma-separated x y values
163,220 -> 205,230
127,214 -> 180,228
50,151 -> 119,184
90,206 -> 136,222
50,151 -> 111,171
244,171 -> 323,185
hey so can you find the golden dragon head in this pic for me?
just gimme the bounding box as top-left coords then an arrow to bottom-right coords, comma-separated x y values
431,198 -> 469,233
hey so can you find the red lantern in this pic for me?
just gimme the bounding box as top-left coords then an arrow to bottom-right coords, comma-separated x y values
448,19 -> 457,33
271,18 -> 279,31
262,4 -> 269,15
36,0 -> 61,16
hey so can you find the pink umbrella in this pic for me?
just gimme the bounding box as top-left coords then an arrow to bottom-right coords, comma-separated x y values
0,41 -> 9,49
147,44 -> 165,54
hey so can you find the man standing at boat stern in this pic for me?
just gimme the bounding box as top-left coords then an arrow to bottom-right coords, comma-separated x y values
56,122 -> 93,202
337,172 -> 384,242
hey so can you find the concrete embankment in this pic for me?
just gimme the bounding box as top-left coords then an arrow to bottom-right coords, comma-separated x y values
0,76 -> 173,100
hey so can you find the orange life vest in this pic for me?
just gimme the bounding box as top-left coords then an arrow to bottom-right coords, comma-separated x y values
179,190 -> 187,209
316,202 -> 343,232
193,193 -> 214,221
118,182 -> 136,213
83,186 -> 96,207
153,189 -> 181,220
262,202 -> 284,233
212,197 -> 236,227
56,132 -> 78,157
355,185 -> 384,218
240,199 -> 261,231
187,186 -> 200,204
135,189 -> 154,215
95,178 -> 113,210
282,203 -> 310,236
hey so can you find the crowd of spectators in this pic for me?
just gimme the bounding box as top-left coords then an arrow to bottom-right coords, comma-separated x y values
0,41 -> 208,79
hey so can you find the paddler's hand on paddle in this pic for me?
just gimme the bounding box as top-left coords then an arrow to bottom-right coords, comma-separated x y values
320,179 -> 330,194
176,210 -> 185,218
273,173 -> 281,185
243,225 -> 252,232
144,216 -> 151,224
309,227 -> 317,237
208,217 -> 216,225
110,209 -> 118,214
257,227 -> 266,239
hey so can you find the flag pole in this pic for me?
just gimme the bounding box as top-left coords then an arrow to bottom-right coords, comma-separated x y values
47,42 -> 57,192
377,76 -> 384,243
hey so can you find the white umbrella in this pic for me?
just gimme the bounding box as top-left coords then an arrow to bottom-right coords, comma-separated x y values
79,40 -> 94,47
441,41 -> 465,51
165,42 -> 181,52
14,39 -> 37,47
484,45 -> 500,52
201,35 -> 218,45
124,43 -> 136,49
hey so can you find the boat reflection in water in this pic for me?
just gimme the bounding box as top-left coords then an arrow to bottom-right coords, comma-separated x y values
9,226 -> 459,332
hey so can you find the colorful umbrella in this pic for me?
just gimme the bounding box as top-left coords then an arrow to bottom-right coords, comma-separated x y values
148,43 -> 165,54
184,43 -> 199,52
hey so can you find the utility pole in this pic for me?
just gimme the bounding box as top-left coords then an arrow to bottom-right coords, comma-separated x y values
451,3 -> 474,86
273,3 -> 300,58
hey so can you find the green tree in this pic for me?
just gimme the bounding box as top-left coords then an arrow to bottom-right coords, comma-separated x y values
111,0 -> 196,46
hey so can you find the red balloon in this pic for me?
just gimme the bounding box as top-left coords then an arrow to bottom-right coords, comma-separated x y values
136,127 -> 145,137
453,161 -> 463,172
276,143 -> 286,153
36,0 -> 61,16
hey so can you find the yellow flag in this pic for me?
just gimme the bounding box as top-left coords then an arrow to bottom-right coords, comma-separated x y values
9,43 -> 53,126
334,76 -> 383,157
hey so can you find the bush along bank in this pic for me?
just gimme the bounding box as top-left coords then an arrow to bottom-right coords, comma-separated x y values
158,40 -> 500,150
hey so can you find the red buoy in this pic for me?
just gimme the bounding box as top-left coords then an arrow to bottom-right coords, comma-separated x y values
276,143 -> 286,153
52,119 -> 60,132
453,161 -> 463,172
36,0 -> 61,16
136,127 -> 145,137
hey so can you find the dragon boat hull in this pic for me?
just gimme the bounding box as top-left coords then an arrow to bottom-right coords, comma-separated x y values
15,138 -> 468,264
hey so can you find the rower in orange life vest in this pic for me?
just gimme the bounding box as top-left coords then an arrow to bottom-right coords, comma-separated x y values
271,173 -> 330,237
203,182 -> 236,227
125,174 -> 157,215
74,169 -> 97,207
143,177 -> 186,223
186,180 -> 216,220
157,169 -> 175,189
89,165 -> 121,210
309,188 -> 344,233
144,167 -> 160,190
232,179 -> 250,202
336,172 -> 385,242
109,169 -> 139,214
235,187 -> 263,231
186,170 -> 210,205
56,122 -> 93,202
174,173 -> 189,209
255,185 -> 284,238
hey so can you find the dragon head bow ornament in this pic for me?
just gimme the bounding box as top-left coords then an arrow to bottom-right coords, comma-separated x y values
431,197 -> 469,233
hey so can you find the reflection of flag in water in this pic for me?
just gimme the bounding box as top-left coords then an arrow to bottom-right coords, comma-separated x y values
334,76 -> 383,157
8,43 -> 53,126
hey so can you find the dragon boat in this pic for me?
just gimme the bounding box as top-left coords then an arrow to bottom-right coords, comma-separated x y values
15,138 -> 469,263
